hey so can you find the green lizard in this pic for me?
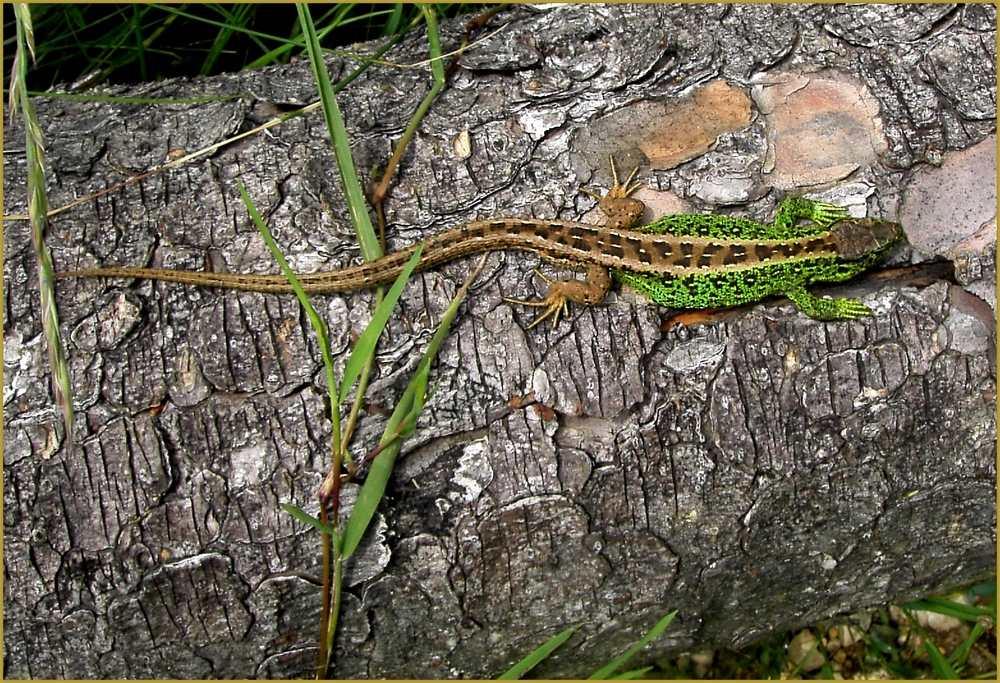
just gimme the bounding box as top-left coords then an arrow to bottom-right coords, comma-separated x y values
59,163 -> 904,326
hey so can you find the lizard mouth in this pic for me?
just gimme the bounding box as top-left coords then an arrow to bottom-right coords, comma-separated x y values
829,219 -> 905,260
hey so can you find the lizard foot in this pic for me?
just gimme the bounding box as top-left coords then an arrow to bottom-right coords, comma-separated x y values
504,270 -> 573,329
818,297 -> 873,320
504,265 -> 612,330
503,290 -> 570,329
580,155 -> 642,201
787,286 -> 874,320
810,201 -> 850,228
605,155 -> 642,199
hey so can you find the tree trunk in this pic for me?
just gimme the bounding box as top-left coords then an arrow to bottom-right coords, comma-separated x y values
3,4 -> 995,678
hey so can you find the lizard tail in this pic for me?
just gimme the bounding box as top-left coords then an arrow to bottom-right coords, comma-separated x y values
56,245 -> 426,294
55,222 -> 520,294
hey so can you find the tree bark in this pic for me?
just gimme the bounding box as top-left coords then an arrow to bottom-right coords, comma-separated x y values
3,4 -> 995,678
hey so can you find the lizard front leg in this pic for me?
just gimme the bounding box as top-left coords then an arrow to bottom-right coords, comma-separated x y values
505,264 -> 612,329
772,197 -> 849,233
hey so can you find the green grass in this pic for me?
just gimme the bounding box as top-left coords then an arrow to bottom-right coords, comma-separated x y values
258,7 -> 471,676
9,3 -> 75,452
1,3 -> 482,91
499,612 -> 677,680
648,579 -> 996,680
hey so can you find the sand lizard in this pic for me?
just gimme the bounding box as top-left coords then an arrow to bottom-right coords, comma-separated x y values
58,165 -> 904,326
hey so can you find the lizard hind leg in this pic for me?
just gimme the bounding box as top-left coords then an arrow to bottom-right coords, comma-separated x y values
504,265 -> 612,329
607,155 -> 643,198
595,156 -> 646,230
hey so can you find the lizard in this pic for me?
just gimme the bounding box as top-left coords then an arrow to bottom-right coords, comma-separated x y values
57,163 -> 904,327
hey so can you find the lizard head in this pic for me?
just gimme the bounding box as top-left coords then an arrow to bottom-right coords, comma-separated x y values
828,218 -> 905,261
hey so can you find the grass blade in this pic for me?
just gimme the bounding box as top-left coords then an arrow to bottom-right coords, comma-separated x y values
296,2 -> 380,261
368,5 -> 444,231
497,624 -> 579,680
949,620 -> 987,668
237,183 -> 347,458
588,611 -> 677,680
340,255 -> 488,560
12,3 -> 75,452
418,5 -> 445,83
904,597 -> 992,622
382,3 -> 406,36
200,4 -> 252,75
338,245 -> 423,405
280,503 -> 340,540
16,2 -> 37,59
924,638 -> 959,679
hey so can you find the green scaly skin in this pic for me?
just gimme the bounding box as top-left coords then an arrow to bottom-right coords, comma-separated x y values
614,198 -> 889,320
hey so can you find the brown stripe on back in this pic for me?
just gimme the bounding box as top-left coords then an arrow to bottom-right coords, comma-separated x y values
667,241 -> 694,268
697,243 -> 721,269
436,232 -> 464,248
769,242 -> 791,259
512,220 -> 539,235
532,223 -> 552,239
754,244 -> 775,261
552,227 -> 573,247
805,237 -> 833,253
722,244 -> 748,266
624,236 -> 653,265
602,241 -> 625,260
550,224 -> 580,249
650,238 -> 673,260
779,242 -> 801,258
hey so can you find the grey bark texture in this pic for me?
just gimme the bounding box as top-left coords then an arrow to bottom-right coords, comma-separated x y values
3,4 -> 996,679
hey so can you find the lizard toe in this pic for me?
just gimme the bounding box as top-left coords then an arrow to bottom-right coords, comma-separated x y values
828,297 -> 873,320
844,301 -> 874,319
503,291 -> 570,329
